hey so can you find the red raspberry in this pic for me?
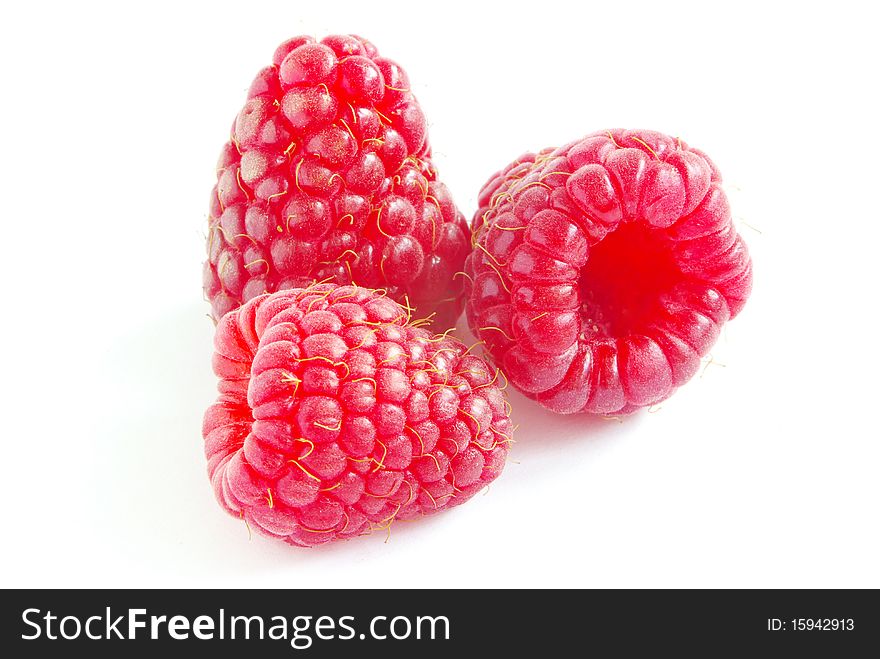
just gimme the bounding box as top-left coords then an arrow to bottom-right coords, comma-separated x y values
465,129 -> 753,415
203,284 -> 512,546
204,35 -> 469,330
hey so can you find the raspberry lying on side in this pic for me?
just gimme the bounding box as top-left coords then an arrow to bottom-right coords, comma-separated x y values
465,129 -> 753,415
204,35 -> 469,330
203,284 -> 512,546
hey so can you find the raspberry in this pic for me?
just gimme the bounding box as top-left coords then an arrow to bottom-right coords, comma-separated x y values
203,284 -> 512,546
465,129 -> 753,415
204,35 -> 469,330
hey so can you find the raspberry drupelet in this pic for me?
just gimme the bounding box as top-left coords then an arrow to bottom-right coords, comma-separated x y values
203,284 -> 512,546
204,35 -> 469,330
465,129 -> 753,415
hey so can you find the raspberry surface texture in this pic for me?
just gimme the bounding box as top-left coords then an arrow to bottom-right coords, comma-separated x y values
203,284 -> 512,546
204,35 -> 469,330
465,129 -> 753,415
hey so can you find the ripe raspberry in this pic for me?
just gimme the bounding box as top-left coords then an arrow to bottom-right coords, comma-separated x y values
465,129 -> 753,415
203,284 -> 512,546
204,34 -> 469,330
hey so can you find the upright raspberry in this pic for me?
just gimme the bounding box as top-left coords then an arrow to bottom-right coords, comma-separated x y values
204,35 -> 469,330
203,284 -> 512,546
465,129 -> 753,415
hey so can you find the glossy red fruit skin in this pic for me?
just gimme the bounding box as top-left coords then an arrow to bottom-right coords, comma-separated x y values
205,35 -> 469,330
465,129 -> 753,415
203,284 -> 512,547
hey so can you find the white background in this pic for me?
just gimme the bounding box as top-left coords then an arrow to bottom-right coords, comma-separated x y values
1,0 -> 877,588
